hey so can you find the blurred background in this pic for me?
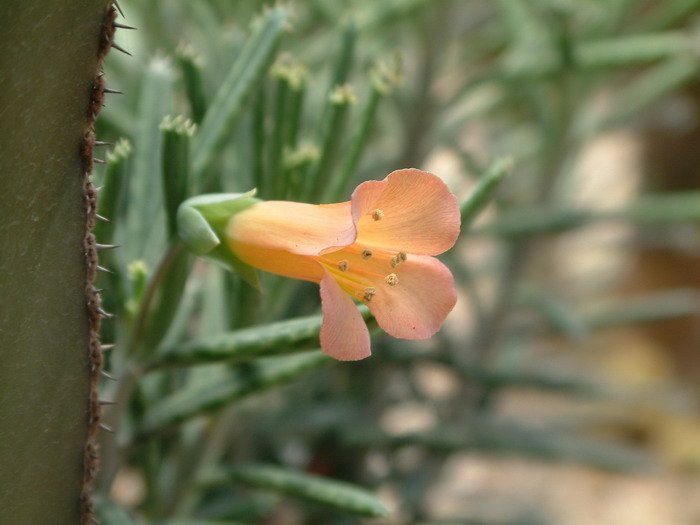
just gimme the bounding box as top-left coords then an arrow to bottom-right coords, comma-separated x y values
94,1 -> 700,523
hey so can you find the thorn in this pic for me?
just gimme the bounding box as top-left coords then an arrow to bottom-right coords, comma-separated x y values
92,288 -> 106,294
99,399 -> 117,406
94,186 -> 104,193
97,306 -> 115,318
111,41 -> 132,57
92,516 -> 102,525
94,157 -> 106,164
95,243 -> 119,251
94,141 -> 113,146
113,22 -> 136,30
113,0 -> 125,18
96,265 -> 114,274
101,344 -> 116,352
101,370 -> 118,381
103,87 -> 123,95
96,214 -> 111,223
99,423 -> 115,433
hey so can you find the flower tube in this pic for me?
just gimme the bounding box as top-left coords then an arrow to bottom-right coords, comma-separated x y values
177,169 -> 459,360
225,169 -> 460,361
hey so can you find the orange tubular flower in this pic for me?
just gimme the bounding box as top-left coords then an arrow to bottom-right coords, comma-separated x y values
226,169 -> 461,361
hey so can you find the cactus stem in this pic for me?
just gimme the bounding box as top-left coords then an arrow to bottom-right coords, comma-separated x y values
95,214 -> 111,223
113,22 -> 136,30
110,41 -> 131,56
100,370 -> 118,381
102,87 -> 122,95
95,243 -> 119,251
96,265 -> 114,274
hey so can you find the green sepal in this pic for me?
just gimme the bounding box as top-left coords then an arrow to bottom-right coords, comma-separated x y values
177,190 -> 261,288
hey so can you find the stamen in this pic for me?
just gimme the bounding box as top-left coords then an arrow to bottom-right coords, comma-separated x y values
390,252 -> 407,268
337,260 -> 349,272
372,209 -> 384,221
361,248 -> 373,260
385,273 -> 399,286
362,287 -> 377,303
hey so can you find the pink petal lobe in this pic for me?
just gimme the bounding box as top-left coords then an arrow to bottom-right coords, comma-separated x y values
319,270 -> 372,361
369,255 -> 456,340
351,169 -> 461,255
228,200 -> 355,256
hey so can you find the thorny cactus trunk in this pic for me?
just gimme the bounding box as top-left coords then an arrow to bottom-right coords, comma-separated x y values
0,2 -> 117,523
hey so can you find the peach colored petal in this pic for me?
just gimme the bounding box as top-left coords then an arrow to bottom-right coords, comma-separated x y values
227,200 -> 355,256
367,255 -> 456,340
351,169 -> 460,255
319,270 -> 372,361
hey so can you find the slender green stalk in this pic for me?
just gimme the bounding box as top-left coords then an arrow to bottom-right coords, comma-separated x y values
269,55 -> 309,198
251,89 -> 267,194
325,85 -> 381,202
460,157 -> 513,228
176,45 -> 208,124
270,72 -> 290,198
306,85 -> 357,202
192,7 -> 288,178
160,115 -> 197,239
95,139 -> 132,245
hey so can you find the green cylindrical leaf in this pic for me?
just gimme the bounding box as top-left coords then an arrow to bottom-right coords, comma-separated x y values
325,56 -> 402,202
161,115 -> 197,239
95,138 -> 131,245
149,308 -> 372,369
307,84 -> 357,202
122,56 -> 175,264
227,464 -> 390,518
192,7 -> 289,179
176,45 -> 208,124
460,157 -> 512,228
269,54 -> 309,199
576,32 -> 689,70
252,87 -> 267,194
140,351 -> 331,433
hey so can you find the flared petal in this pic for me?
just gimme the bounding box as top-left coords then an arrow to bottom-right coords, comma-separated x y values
351,169 -> 460,255
368,255 -> 456,340
227,200 -> 356,256
319,270 -> 372,361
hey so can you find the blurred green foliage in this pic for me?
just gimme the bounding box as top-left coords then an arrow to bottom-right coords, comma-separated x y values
92,1 -> 700,523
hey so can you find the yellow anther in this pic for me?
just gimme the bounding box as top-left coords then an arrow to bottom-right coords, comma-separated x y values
361,248 -> 373,260
362,287 -> 376,303
385,273 -> 399,286
372,209 -> 384,221
337,260 -> 349,272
